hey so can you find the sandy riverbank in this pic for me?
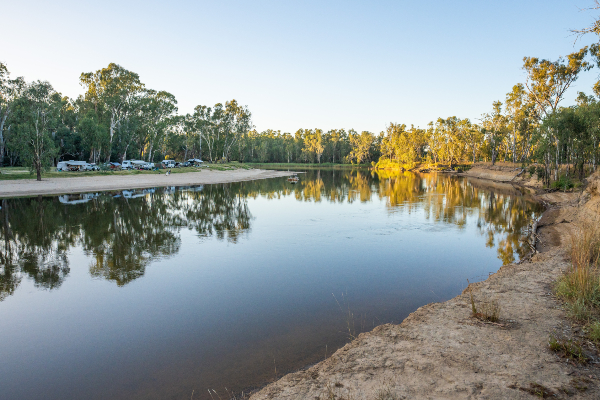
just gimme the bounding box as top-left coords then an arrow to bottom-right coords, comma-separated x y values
250,169 -> 600,399
0,169 -> 293,198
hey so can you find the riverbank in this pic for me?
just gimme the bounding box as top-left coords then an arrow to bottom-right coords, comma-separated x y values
246,163 -> 371,170
250,172 -> 600,399
0,169 -> 293,198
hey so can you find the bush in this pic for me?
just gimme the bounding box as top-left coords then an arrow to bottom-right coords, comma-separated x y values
551,175 -> 575,191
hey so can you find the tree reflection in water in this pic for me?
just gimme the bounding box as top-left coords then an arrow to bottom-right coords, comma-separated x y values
0,170 -> 541,301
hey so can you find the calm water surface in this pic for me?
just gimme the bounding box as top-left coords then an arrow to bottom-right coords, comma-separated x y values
0,170 -> 542,399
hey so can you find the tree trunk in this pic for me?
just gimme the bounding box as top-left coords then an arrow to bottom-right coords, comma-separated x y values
106,118 -> 116,163
147,143 -> 153,162
36,161 -> 42,181
0,113 -> 8,166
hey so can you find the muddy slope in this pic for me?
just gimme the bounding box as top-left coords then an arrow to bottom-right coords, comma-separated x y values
250,173 -> 600,400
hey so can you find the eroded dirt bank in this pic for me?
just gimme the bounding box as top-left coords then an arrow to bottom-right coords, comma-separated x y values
250,171 -> 600,399
0,169 -> 292,198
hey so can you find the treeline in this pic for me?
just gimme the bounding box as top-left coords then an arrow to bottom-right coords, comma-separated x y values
2,7 -> 600,184
0,61 -> 385,181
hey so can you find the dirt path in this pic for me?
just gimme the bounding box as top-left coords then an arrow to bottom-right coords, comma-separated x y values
250,169 -> 600,400
0,169 -> 292,198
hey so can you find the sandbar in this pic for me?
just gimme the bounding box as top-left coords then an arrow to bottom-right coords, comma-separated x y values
0,169 -> 293,198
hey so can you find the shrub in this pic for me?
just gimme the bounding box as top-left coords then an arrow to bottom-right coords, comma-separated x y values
551,175 -> 574,191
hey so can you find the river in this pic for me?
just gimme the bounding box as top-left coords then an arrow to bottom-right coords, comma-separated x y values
0,169 -> 542,399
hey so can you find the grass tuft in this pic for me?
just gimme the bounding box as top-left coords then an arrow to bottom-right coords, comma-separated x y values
555,222 -> 600,325
467,281 -> 501,322
587,321 -> 600,341
518,382 -> 556,398
548,333 -> 588,363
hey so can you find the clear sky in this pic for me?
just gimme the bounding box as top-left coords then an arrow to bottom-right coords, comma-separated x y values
3,0 -> 600,133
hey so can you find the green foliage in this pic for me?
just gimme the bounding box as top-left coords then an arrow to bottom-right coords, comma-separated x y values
2,43 -> 600,176
551,175 -> 574,191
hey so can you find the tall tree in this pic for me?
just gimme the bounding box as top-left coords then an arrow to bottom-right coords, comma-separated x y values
9,81 -> 60,180
0,63 -> 26,166
80,63 -> 145,162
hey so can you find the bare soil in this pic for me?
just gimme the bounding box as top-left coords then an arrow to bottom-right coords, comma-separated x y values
250,166 -> 600,400
0,169 -> 292,198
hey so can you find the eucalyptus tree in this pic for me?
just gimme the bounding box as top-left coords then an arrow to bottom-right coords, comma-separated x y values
303,129 -> 325,163
140,90 -> 178,162
347,130 -> 375,164
436,117 -> 464,168
426,121 -> 443,164
459,119 -> 483,163
505,84 -> 536,163
8,81 -> 61,180
189,99 -> 252,162
0,63 -> 26,165
327,129 -> 345,163
80,63 -> 145,162
523,49 -> 590,118
481,101 -> 507,165
523,49 -> 590,178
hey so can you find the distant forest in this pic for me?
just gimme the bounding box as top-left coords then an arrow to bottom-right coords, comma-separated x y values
2,6 -> 600,184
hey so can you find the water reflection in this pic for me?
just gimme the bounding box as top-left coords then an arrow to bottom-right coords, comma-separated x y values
0,185 -> 254,296
0,170 -> 544,400
0,171 -> 541,301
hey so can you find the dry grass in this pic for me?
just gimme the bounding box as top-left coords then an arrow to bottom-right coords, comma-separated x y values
515,382 -> 556,398
318,382 -> 355,400
555,222 -> 600,322
467,281 -> 501,322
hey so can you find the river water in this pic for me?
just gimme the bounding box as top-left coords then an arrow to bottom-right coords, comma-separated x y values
0,169 -> 542,399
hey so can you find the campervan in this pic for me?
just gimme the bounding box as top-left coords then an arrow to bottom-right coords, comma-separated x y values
56,161 -> 93,171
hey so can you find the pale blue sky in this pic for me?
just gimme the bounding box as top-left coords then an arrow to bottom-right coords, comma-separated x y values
3,0 -> 600,133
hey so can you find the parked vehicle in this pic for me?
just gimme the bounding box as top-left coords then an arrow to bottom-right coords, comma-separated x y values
162,160 -> 176,168
56,161 -> 94,171
106,162 -> 122,170
187,158 -> 203,166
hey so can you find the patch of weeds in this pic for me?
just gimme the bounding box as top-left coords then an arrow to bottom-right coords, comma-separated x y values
373,386 -> 400,400
467,281 -> 501,322
319,382 -> 354,400
570,376 -> 591,392
569,299 -> 595,321
516,382 -> 555,398
548,333 -> 589,363
587,321 -> 600,341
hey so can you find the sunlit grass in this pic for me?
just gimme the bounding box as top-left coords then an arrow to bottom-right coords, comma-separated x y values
555,221 -> 600,341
